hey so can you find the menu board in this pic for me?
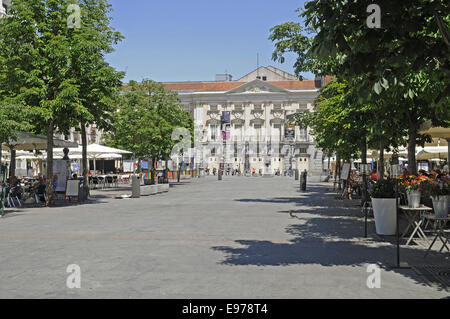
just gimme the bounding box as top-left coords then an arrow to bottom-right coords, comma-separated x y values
340,163 -> 351,180
65,179 -> 80,199
53,160 -> 68,192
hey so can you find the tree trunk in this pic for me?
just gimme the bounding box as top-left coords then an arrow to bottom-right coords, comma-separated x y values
407,125 -> 418,175
46,121 -> 54,206
336,153 -> 341,190
378,142 -> 385,180
151,155 -> 156,184
81,125 -> 89,200
165,157 -> 169,183
9,148 -> 16,185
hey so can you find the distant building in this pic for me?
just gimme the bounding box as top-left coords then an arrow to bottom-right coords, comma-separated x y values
163,66 -> 331,180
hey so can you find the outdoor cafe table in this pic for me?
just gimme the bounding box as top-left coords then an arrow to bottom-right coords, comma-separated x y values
399,205 -> 433,246
422,214 -> 450,257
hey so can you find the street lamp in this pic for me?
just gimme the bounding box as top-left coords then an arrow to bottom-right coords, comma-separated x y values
390,163 -> 409,269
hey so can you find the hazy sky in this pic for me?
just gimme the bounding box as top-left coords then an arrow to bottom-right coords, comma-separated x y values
105,0 -> 311,83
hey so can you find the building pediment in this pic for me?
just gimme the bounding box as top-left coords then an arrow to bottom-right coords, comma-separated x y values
226,79 -> 289,94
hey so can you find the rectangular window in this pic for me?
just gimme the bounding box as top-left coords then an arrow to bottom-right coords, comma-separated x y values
273,124 -> 281,141
254,124 -> 262,141
210,124 -> 218,141
234,124 -> 242,141
299,127 -> 308,141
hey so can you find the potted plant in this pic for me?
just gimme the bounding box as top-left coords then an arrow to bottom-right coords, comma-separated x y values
429,177 -> 450,218
369,178 -> 397,235
400,175 -> 431,208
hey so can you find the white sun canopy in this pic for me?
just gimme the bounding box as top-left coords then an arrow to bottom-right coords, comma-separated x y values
416,146 -> 449,160
54,144 -> 131,172
1,131 -> 78,151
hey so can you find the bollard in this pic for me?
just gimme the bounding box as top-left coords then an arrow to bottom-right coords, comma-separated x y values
131,174 -> 140,198
300,170 -> 307,192
295,169 -> 299,180
218,169 -> 222,181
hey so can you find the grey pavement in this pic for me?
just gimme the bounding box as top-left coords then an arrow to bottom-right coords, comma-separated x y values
0,176 -> 449,298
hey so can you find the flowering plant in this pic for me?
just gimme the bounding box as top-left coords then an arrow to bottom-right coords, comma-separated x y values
400,175 -> 433,193
429,176 -> 450,198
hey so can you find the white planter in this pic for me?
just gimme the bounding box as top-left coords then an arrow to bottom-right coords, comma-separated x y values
371,198 -> 397,235
432,195 -> 449,218
407,190 -> 421,208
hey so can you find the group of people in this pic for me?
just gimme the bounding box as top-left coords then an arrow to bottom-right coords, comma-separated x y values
368,167 -> 450,181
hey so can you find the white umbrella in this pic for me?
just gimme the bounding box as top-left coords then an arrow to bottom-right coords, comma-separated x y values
419,122 -> 450,162
54,144 -> 131,173
2,131 -> 77,151
416,146 -> 448,160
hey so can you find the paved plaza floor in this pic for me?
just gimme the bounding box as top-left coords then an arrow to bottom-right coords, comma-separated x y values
0,176 -> 449,298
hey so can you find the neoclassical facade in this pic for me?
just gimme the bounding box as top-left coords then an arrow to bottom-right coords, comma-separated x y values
164,66 -> 330,180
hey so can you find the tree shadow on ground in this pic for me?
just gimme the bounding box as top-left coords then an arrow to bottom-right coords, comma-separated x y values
221,184 -> 450,291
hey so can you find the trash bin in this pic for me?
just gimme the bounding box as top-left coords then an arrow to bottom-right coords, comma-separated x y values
131,174 -> 140,198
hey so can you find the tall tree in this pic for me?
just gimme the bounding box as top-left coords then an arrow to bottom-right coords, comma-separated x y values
67,0 -> 124,199
104,80 -> 194,183
0,0 -> 83,204
270,1 -> 450,175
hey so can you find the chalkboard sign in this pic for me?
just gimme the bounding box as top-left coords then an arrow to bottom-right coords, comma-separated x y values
65,179 -> 80,200
340,163 -> 351,180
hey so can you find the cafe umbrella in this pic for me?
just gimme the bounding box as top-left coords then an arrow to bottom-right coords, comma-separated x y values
54,144 -> 131,174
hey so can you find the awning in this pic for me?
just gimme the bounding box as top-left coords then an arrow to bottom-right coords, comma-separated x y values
2,131 -> 78,151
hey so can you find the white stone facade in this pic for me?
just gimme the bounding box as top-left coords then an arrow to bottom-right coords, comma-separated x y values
164,67 -> 329,180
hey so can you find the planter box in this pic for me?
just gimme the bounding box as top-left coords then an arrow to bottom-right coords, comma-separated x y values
407,191 -> 421,208
140,185 -> 158,196
371,197 -> 397,235
432,195 -> 449,218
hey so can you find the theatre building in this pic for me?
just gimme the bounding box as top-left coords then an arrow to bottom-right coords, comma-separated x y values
163,66 -> 331,181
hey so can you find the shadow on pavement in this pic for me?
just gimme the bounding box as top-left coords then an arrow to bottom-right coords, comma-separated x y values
216,183 -> 450,292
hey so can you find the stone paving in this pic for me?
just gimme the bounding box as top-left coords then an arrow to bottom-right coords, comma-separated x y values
0,176 -> 449,298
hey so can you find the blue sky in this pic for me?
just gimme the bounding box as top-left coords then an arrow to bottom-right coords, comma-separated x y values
106,0 -> 310,83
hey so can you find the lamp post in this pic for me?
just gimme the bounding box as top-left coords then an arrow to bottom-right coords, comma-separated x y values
390,163 -> 409,268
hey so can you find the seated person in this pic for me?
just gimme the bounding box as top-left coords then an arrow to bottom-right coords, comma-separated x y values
370,170 -> 379,181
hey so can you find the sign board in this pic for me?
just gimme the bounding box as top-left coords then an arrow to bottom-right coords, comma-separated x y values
285,124 -> 295,139
123,160 -> 134,173
221,111 -> 231,124
340,163 -> 351,180
65,179 -> 80,200
140,160 -> 149,170
221,127 -> 230,140
53,160 -> 68,192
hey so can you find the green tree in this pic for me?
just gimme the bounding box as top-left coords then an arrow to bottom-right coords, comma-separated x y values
105,80 -> 193,184
0,0 -> 84,204
270,1 -> 450,175
66,0 -> 124,198
0,98 -> 31,176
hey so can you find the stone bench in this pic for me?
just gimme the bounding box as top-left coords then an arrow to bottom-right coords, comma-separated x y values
140,184 -> 170,196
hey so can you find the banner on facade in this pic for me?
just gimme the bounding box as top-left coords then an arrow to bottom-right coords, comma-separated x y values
285,124 -> 295,139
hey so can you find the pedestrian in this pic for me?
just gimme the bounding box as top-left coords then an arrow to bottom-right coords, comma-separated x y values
370,169 -> 378,181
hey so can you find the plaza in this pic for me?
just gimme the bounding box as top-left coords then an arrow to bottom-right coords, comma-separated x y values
0,176 -> 449,298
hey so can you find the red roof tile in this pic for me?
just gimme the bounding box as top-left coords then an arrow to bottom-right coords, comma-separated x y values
161,80 -> 317,92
